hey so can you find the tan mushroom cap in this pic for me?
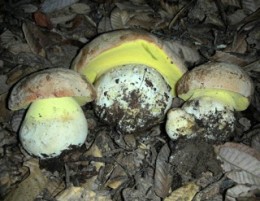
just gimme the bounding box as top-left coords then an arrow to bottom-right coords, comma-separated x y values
72,29 -> 187,96
176,62 -> 254,111
8,68 -> 96,110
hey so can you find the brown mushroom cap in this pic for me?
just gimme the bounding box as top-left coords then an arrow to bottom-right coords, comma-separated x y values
72,29 -> 187,96
176,62 -> 254,111
8,68 -> 96,110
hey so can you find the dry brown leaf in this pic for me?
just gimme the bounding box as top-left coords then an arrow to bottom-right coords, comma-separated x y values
56,186 -> 112,201
215,142 -> 260,185
221,0 -> 241,7
70,3 -> 91,14
164,40 -> 201,65
225,184 -> 260,199
154,144 -> 172,198
6,65 -> 38,86
4,159 -> 63,201
226,170 -> 260,185
164,182 -> 200,201
98,16 -> 112,34
224,33 -> 248,54
251,134 -> 260,152
243,60 -> 260,74
22,22 -> 46,57
242,0 -> 259,13
227,9 -> 247,25
210,50 -> 251,66
0,93 -> 12,123
40,0 -> 79,13
110,7 -> 131,30
0,75 -> 9,94
33,11 -> 53,29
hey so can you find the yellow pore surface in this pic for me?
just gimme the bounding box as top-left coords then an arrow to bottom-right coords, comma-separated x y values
179,88 -> 250,111
79,40 -> 184,96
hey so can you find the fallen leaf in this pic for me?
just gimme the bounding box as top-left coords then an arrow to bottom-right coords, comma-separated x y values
40,0 -> 79,13
225,184 -> 260,200
164,182 -> 200,201
56,186 -> 112,201
154,144 -> 172,198
33,11 -> 53,29
215,142 -> 260,186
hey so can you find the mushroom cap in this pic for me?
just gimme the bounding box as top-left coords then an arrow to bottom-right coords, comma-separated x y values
8,68 -> 96,110
72,29 -> 187,96
177,62 -> 254,111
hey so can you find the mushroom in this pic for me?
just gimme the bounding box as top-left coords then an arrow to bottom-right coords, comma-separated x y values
72,29 -> 187,133
166,62 -> 254,141
8,68 -> 96,158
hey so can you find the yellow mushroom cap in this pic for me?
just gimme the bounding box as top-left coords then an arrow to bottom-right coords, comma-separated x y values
177,62 -> 254,111
72,29 -> 187,96
8,68 -> 96,110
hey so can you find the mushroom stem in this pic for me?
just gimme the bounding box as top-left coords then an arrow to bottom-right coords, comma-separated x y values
166,97 -> 236,141
20,97 -> 88,158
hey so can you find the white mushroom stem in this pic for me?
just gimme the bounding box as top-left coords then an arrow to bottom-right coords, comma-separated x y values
166,97 -> 236,140
94,64 -> 172,134
20,97 -> 88,158
166,108 -> 197,140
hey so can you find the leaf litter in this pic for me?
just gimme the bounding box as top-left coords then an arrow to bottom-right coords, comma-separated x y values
0,0 -> 260,200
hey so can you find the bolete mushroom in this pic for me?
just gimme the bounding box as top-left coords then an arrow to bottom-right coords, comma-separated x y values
8,68 -> 96,158
72,29 -> 187,133
166,62 -> 254,141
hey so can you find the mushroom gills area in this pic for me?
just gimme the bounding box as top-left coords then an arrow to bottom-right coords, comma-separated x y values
78,40 -> 184,96
19,97 -> 88,158
179,88 -> 250,111
94,64 -> 173,134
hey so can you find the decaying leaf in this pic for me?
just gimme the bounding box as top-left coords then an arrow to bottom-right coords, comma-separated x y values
164,40 -> 201,65
154,144 -> 172,198
214,142 -> 260,186
33,11 -> 53,29
98,16 -> 112,33
164,182 -> 200,201
40,0 -> 79,13
251,133 -> 260,152
224,33 -> 248,54
56,186 -> 112,201
225,184 -> 260,200
0,93 -> 12,123
70,3 -> 91,14
22,22 -> 46,57
210,50 -> 253,66
242,0 -> 259,13
4,159 -> 64,201
226,170 -> 260,185
110,7 -> 132,30
221,0 -> 241,8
